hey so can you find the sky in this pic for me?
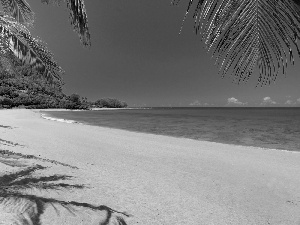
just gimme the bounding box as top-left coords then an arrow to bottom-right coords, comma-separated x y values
27,0 -> 300,107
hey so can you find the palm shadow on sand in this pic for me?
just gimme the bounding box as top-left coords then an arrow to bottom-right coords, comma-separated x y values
0,149 -> 131,225
0,125 -> 12,129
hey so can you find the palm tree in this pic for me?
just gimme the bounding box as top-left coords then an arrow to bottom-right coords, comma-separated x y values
173,0 -> 300,86
0,0 -> 90,83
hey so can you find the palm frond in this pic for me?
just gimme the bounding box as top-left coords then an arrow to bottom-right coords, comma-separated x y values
0,0 -> 34,27
0,23 -> 21,75
174,0 -> 300,86
0,15 -> 63,83
41,0 -> 91,47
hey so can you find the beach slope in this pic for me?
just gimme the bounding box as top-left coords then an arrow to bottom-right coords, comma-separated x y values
0,109 -> 300,224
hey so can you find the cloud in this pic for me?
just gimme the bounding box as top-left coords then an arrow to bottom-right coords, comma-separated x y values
285,100 -> 293,105
189,100 -> 201,106
226,97 -> 247,106
261,97 -> 276,106
189,100 -> 210,107
284,98 -> 300,106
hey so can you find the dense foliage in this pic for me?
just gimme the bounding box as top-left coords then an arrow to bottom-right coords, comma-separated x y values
94,98 -> 128,108
0,72 -> 127,109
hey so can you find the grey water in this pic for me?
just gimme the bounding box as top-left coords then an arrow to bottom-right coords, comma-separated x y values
43,107 -> 300,152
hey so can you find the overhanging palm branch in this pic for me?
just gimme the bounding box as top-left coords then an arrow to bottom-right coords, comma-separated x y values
0,0 -> 34,27
0,0 -> 91,83
0,0 -> 91,46
41,0 -> 91,47
0,15 -> 63,82
173,0 -> 300,85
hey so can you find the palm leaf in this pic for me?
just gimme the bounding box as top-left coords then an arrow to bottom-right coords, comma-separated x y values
0,0 -> 91,46
41,0 -> 91,47
0,0 -> 34,26
174,0 -> 300,86
0,33 -> 20,75
0,15 -> 63,82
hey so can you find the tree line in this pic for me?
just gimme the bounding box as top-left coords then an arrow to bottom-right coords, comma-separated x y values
0,72 -> 127,109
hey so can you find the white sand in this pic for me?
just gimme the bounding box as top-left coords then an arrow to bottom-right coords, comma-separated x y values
1,109 -> 300,224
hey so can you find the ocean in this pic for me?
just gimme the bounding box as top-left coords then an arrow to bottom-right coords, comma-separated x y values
42,107 -> 300,152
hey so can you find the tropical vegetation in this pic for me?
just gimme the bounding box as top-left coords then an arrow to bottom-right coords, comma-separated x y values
0,70 -> 127,109
94,98 -> 128,108
173,0 -> 300,85
0,1 -> 129,110
0,0 -> 90,84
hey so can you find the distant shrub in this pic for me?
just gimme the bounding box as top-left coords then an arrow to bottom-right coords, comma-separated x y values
95,98 -> 127,108
68,93 -> 81,104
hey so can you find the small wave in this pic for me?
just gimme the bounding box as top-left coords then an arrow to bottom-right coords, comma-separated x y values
90,107 -> 150,110
41,114 -> 81,124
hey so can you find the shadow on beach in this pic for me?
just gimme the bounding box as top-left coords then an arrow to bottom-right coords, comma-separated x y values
0,149 -> 131,225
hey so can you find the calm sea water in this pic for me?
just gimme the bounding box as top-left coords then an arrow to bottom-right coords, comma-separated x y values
43,108 -> 300,152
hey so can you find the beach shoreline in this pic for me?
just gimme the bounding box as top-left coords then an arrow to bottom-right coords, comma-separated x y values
1,109 -> 300,224
39,109 -> 300,154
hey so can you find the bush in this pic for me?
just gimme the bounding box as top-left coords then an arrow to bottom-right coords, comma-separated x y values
68,93 -> 81,104
94,98 -> 127,108
0,98 -> 13,108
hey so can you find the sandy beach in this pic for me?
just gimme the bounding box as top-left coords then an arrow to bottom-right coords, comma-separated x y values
1,109 -> 300,224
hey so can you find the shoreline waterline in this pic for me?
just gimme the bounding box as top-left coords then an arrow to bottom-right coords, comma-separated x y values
41,113 -> 82,124
40,108 -> 300,153
38,110 -> 300,154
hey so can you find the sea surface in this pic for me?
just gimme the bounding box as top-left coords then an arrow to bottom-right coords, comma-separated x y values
42,107 -> 300,152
